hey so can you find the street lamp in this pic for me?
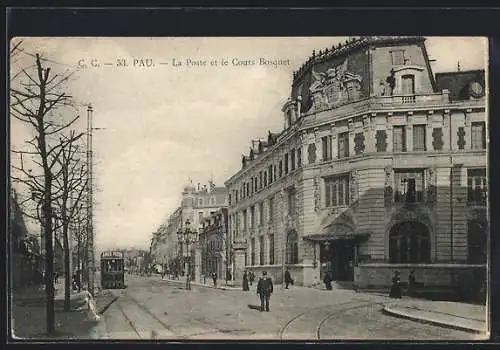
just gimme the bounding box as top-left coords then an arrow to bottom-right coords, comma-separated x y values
177,219 -> 197,290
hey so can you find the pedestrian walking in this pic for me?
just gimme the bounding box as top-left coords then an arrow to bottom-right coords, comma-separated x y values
256,271 -> 273,312
408,270 -> 416,297
212,272 -> 217,287
186,273 -> 191,290
323,270 -> 332,290
284,267 -> 294,289
54,271 -> 59,284
242,270 -> 250,291
249,271 -> 255,286
389,271 -> 402,298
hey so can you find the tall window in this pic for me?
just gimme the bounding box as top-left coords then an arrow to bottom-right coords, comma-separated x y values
471,122 -> 486,150
291,149 -> 296,170
268,196 -> 274,223
259,202 -> 264,226
376,130 -> 387,152
242,209 -> 247,230
264,171 -> 268,187
401,74 -> 415,95
391,49 -> 405,66
286,231 -> 299,265
284,153 -> 289,174
259,172 -> 263,190
269,234 -> 275,264
394,169 -> 425,203
198,212 -> 203,224
274,165 -> 277,181
251,238 -> 256,266
246,183 -> 250,197
432,128 -> 444,151
268,165 -> 273,184
389,221 -> 430,263
338,132 -> 349,158
259,236 -> 265,265
250,206 -> 255,228
287,187 -> 296,216
393,126 -> 407,152
279,160 -> 283,177
322,136 -> 332,161
297,148 -> 302,168
325,175 -> 350,207
468,168 -> 487,205
413,125 -> 426,151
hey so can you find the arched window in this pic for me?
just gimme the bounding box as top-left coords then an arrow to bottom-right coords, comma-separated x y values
389,221 -> 430,263
286,230 -> 299,265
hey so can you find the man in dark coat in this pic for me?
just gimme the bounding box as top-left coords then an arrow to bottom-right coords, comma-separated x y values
256,271 -> 273,312
389,271 -> 402,298
212,272 -> 217,287
242,270 -> 250,291
284,268 -> 293,289
249,271 -> 255,286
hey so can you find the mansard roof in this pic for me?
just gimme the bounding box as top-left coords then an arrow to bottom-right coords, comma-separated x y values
292,36 -> 425,85
435,69 -> 485,101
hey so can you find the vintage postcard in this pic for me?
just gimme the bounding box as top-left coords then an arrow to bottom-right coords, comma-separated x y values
9,36 -> 489,341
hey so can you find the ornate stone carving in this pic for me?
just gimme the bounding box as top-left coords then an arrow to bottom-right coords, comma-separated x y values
309,58 -> 363,112
313,176 -> 321,212
384,166 -> 394,208
354,132 -> 365,155
308,143 -> 317,164
350,170 -> 359,203
426,167 -> 437,206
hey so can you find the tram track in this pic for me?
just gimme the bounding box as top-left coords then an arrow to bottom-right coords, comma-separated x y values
278,299 -> 384,340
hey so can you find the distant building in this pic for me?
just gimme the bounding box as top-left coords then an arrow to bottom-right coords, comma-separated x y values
10,189 -> 43,289
225,36 -> 487,297
150,181 -> 228,281
199,208 -> 229,282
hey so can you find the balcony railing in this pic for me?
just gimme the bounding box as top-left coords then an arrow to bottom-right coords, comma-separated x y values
376,91 -> 450,106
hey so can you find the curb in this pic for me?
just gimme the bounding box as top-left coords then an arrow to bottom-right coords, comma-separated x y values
161,279 -> 240,291
98,295 -> 119,315
382,306 -> 486,335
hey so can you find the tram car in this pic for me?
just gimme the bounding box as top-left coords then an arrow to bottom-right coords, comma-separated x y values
100,251 -> 126,289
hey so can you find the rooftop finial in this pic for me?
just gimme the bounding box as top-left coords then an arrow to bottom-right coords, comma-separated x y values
457,61 -> 461,72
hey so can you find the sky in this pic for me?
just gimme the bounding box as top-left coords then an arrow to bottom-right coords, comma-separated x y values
10,37 -> 487,251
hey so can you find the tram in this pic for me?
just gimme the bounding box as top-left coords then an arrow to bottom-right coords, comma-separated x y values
100,251 -> 126,289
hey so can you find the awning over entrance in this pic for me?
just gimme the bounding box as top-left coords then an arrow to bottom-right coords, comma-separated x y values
303,223 -> 370,243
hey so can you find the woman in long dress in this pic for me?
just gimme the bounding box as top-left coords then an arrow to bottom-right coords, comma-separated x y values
242,270 -> 250,291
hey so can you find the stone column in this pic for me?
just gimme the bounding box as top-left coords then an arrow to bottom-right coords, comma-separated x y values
386,114 -> 393,153
348,119 -> 355,157
331,123 -> 338,159
232,240 -> 247,287
426,111 -> 434,151
464,109 -> 472,150
195,244 -> 202,283
406,112 -> 413,152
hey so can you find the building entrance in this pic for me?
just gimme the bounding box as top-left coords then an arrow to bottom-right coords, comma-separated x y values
320,240 -> 355,282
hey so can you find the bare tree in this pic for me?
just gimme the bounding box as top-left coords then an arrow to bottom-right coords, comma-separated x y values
52,131 -> 86,311
10,52 -> 81,335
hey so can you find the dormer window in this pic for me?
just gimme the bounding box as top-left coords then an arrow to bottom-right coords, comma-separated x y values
391,49 -> 405,66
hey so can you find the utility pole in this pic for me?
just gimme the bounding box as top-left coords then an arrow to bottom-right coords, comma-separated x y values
86,105 -> 95,295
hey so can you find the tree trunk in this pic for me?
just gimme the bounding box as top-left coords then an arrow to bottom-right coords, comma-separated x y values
43,202 -> 55,335
63,227 -> 71,311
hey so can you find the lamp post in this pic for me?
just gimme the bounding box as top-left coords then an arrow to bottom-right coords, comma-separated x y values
177,219 -> 197,290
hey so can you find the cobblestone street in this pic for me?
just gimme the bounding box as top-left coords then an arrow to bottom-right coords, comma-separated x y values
101,275 -> 483,340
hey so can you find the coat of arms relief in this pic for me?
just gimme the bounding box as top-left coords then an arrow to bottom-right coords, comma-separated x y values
309,58 -> 363,112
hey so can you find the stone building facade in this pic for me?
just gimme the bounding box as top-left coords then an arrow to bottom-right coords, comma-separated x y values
150,181 -> 228,280
225,36 -> 487,295
199,208 -> 229,282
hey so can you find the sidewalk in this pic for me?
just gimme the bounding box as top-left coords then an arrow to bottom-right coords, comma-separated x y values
382,298 -> 488,334
11,281 -> 117,340
159,275 -> 244,291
